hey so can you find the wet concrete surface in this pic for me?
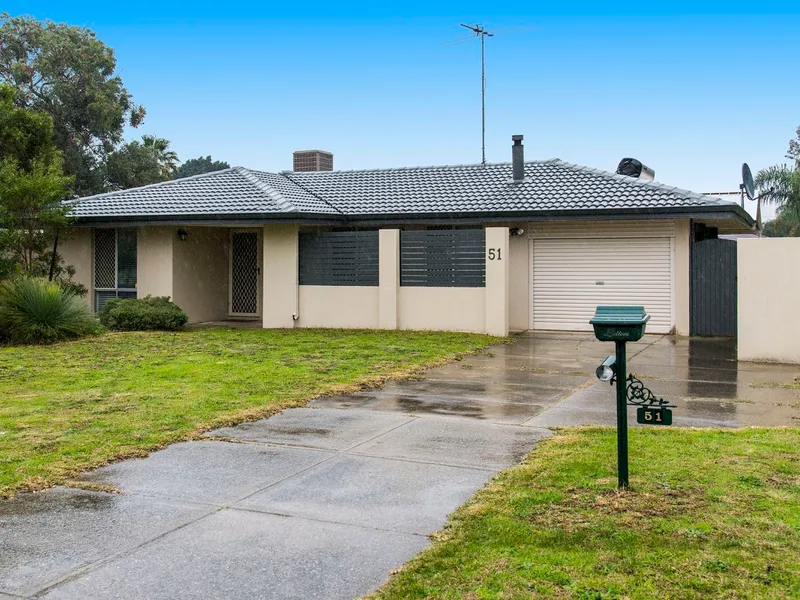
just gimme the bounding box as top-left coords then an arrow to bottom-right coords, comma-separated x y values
0,487 -> 211,597
41,510 -> 428,600
2,331 -> 798,599
524,333 -> 800,428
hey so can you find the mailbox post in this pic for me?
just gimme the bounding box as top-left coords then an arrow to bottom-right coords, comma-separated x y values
590,306 -> 651,489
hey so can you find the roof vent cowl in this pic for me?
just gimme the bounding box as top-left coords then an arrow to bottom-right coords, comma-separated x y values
512,134 -> 525,182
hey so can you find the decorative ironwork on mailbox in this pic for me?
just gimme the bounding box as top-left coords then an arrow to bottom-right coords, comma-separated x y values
590,305 -> 674,489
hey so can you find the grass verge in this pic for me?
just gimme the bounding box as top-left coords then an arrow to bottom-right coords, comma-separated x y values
0,328 -> 497,497
372,427 -> 800,599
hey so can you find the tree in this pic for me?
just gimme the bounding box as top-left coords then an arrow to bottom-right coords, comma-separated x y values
174,156 -> 230,179
756,164 -> 800,221
0,85 -> 72,281
762,210 -> 800,238
788,125 -> 800,166
0,13 -> 145,196
141,134 -> 179,178
105,140 -> 166,190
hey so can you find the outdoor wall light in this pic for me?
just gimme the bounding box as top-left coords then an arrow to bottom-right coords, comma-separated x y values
510,227 -> 525,236
596,355 -> 617,382
177,228 -> 188,242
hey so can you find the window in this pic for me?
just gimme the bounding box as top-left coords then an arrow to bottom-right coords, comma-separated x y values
299,231 -> 379,286
94,228 -> 137,311
400,229 -> 485,287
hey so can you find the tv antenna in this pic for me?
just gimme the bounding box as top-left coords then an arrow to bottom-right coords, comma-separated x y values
460,23 -> 494,165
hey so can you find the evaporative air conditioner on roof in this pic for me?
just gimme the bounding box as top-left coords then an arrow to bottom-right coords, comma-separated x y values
616,158 -> 655,181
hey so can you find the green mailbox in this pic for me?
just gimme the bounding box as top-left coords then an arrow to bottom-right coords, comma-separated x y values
590,306 -> 650,342
590,305 -> 673,489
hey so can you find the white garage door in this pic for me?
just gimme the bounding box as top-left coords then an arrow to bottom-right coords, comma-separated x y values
532,237 -> 673,334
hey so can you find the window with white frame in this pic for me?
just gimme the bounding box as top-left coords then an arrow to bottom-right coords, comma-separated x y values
94,228 -> 137,311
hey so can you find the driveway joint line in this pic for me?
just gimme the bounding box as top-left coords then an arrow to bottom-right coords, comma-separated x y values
344,450 -> 510,472
222,416 -> 420,506
224,506 -> 431,539
25,506 -> 220,598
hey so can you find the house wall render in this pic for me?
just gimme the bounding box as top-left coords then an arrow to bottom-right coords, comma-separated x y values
173,227 -> 229,322
61,219 -> 692,337
738,238 -> 800,364
59,228 -> 93,300
137,227 -> 174,299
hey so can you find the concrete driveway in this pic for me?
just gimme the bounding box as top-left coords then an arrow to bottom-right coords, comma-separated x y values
2,332 -> 798,599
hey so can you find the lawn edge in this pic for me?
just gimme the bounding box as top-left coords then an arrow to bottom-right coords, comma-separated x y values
2,330 -> 506,498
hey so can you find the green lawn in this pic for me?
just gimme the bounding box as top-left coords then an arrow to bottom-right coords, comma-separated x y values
373,427 -> 800,600
0,328 -> 496,497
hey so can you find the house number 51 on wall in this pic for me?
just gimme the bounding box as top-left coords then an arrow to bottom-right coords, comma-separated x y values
487,248 -> 502,260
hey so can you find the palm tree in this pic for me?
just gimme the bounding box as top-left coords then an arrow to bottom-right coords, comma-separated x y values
756,164 -> 800,220
141,135 -> 180,177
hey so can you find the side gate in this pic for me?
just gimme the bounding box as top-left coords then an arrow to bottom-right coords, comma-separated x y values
690,237 -> 737,337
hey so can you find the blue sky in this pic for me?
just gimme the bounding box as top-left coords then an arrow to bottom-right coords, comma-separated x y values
6,2 -> 799,218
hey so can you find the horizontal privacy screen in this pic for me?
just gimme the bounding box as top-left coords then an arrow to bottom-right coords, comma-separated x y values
401,229 -> 486,287
299,230 -> 379,286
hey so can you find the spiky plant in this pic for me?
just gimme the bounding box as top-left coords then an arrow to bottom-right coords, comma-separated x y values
0,278 -> 100,344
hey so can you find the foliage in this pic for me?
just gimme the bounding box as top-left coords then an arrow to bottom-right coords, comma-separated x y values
0,84 -> 73,280
0,13 -> 146,196
787,125 -> 800,166
141,134 -> 179,178
762,209 -> 800,237
0,328 -> 496,495
104,140 -> 167,190
174,155 -> 230,179
756,164 -> 800,222
373,427 -> 800,600
0,277 -> 99,344
99,295 -> 189,331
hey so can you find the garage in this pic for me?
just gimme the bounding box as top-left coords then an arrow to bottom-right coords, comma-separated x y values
530,223 -> 674,334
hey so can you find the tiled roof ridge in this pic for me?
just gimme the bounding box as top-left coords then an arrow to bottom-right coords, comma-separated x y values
278,171 -> 347,216
277,159 -> 560,177
234,167 -> 297,213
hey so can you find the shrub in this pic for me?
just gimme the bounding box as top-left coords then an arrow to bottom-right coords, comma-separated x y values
0,278 -> 101,344
99,296 -> 188,331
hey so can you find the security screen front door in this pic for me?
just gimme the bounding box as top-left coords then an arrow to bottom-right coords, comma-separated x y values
229,230 -> 261,317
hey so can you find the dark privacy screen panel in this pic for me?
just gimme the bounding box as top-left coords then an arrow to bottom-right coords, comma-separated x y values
116,228 -> 138,289
299,231 -> 379,286
400,229 -> 485,287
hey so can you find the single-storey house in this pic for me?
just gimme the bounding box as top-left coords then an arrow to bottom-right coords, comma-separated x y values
60,137 -> 754,337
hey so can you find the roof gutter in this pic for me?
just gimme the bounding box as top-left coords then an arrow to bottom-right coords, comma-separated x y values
69,203 -> 754,230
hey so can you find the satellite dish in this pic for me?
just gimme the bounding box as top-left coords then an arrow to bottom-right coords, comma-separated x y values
742,163 -> 755,200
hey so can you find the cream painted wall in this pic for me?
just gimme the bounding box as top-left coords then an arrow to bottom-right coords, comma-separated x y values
508,227 -> 530,331
398,287 -> 486,332
263,224 -> 298,328
59,228 -> 93,300
172,227 -> 229,323
137,227 -> 173,298
738,238 -> 800,363
297,286 -> 380,328
673,219 -> 691,335
485,227 -> 509,336
378,229 -> 399,329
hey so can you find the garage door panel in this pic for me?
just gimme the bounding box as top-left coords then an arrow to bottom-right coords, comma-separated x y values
532,237 -> 673,334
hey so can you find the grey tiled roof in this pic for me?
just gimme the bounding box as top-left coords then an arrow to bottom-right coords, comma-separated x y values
71,159 -> 740,220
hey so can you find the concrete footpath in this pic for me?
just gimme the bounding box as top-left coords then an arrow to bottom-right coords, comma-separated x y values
2,332 -> 798,599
